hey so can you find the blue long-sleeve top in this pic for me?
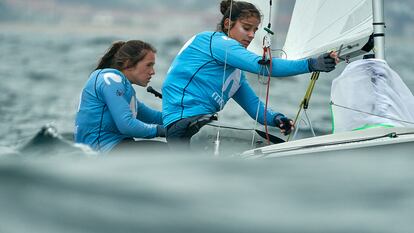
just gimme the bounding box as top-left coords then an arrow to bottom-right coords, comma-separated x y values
75,68 -> 162,152
162,31 -> 311,127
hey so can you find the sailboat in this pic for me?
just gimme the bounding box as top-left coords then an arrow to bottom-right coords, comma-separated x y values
241,0 -> 414,158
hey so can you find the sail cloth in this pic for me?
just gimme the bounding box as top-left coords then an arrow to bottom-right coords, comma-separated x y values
283,0 -> 373,60
331,59 -> 414,133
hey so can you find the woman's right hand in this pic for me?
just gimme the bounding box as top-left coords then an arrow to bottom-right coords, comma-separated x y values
308,52 -> 338,72
156,125 -> 166,137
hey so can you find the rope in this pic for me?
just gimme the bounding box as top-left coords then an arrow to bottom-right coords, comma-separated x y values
208,123 -> 260,131
262,47 -> 272,144
220,0 -> 233,110
252,72 -> 264,147
330,101 -> 414,125
258,0 -> 275,145
287,72 -> 320,141
267,0 -> 273,29
253,55 -> 271,146
214,0 -> 234,156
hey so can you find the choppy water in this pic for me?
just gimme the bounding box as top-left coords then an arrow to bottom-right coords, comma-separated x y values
2,146 -> 414,233
1,15 -> 414,232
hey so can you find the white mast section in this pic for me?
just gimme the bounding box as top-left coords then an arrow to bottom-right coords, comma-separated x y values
372,0 -> 385,60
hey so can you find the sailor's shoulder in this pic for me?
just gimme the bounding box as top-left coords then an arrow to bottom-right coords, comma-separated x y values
96,69 -> 127,85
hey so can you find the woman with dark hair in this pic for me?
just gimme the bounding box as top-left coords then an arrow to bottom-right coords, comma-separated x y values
75,40 -> 165,153
162,0 -> 338,148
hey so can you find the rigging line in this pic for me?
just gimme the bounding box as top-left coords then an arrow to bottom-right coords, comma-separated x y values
330,101 -> 414,125
215,0 -> 234,156
207,123 -> 285,144
253,54 -> 271,144
272,48 -> 287,59
220,0 -> 234,110
252,62 -> 269,147
267,0 -> 273,29
287,71 -> 320,141
263,48 -> 272,144
208,123 -> 259,131
252,70 -> 264,148
221,0 -> 233,107
252,0 -> 274,147
261,0 -> 275,145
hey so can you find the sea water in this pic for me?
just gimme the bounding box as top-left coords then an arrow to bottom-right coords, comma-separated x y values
1,7 -> 414,233
2,149 -> 414,233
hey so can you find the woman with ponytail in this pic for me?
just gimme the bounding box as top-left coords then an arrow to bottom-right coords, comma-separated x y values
75,40 -> 166,153
162,0 -> 338,149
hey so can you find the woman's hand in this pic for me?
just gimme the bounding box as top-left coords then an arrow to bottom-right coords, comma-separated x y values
274,115 -> 295,136
308,52 -> 338,72
156,125 -> 166,137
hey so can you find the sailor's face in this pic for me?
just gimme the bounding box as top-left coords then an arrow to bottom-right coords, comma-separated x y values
125,51 -> 156,87
227,16 -> 260,48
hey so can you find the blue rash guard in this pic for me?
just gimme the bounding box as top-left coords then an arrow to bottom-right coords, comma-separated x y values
162,31 -> 311,127
75,68 -> 162,152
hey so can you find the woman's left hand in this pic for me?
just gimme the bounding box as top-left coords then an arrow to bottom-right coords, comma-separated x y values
275,116 -> 295,136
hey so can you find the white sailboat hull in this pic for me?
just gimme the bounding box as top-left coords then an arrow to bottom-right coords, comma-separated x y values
241,127 -> 414,158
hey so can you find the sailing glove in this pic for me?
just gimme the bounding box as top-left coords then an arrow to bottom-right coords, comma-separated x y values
308,52 -> 336,72
156,125 -> 166,137
274,115 -> 294,136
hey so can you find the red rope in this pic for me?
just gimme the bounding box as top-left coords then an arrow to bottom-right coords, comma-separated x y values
262,47 -> 272,145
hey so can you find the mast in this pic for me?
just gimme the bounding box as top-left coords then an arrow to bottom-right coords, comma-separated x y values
372,0 -> 385,60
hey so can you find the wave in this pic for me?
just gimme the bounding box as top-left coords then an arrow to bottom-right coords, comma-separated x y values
16,124 -> 94,158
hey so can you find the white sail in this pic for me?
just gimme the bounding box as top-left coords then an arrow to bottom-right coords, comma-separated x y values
247,0 -> 277,55
283,0 -> 373,60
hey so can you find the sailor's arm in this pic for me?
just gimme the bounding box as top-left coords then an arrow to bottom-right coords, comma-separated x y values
232,75 -> 280,126
211,35 -> 337,76
211,36 -> 310,76
101,80 -> 158,138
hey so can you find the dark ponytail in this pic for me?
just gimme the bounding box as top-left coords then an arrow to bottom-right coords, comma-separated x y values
217,0 -> 262,33
95,40 -> 156,70
96,41 -> 125,70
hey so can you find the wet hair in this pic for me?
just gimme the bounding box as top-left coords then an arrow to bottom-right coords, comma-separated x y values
95,40 -> 156,70
217,0 -> 262,33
